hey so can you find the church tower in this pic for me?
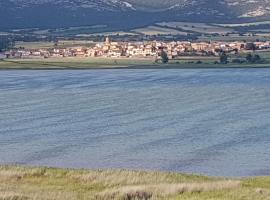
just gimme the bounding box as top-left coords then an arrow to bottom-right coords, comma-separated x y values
103,36 -> 111,51
105,36 -> 111,45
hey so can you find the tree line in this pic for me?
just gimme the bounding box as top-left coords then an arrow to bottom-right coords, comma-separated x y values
0,36 -> 14,52
159,50 -> 262,65
219,52 -> 262,64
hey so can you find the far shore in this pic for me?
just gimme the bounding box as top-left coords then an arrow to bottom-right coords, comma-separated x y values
0,165 -> 269,200
1,57 -> 270,70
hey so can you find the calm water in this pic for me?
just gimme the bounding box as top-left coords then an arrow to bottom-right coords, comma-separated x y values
0,69 -> 270,177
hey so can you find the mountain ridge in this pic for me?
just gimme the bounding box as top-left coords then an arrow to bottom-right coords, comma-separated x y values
1,0 -> 270,30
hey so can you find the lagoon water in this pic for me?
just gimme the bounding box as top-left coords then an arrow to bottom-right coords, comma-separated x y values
1,69 -> 270,177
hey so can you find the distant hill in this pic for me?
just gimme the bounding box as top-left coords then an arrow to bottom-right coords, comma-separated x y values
1,0 -> 270,30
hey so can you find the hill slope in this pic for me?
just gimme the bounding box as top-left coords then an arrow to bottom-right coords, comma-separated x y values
1,0 -> 270,30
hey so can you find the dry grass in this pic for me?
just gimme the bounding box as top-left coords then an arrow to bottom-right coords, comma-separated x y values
98,181 -> 240,199
68,169 -> 213,187
0,166 -> 270,200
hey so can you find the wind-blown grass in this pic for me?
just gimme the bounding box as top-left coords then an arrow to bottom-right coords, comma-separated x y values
0,166 -> 270,200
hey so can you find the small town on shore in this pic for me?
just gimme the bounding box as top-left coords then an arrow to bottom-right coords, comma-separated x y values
2,37 -> 270,61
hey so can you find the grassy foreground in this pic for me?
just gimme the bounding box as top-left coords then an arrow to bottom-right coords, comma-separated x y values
1,166 -> 270,200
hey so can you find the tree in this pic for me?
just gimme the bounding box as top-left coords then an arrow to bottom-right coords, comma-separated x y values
219,52 -> 228,64
246,54 -> 261,63
232,58 -> 242,64
246,53 -> 253,63
53,38 -> 59,47
0,36 -> 13,52
253,54 -> 261,63
160,50 -> 169,64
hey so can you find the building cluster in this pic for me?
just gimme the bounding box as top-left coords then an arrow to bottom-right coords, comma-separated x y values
4,37 -> 270,59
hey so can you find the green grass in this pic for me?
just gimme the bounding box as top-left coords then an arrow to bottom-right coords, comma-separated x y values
0,57 -> 155,69
15,40 -> 96,49
15,41 -> 56,49
132,26 -> 188,35
215,21 -> 270,27
1,56 -> 270,70
0,165 -> 270,200
157,22 -> 233,34
198,35 -> 270,42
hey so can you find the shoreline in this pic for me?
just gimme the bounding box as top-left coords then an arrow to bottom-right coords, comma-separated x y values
1,63 -> 270,70
0,165 -> 269,199
1,57 -> 270,70
1,66 -> 270,70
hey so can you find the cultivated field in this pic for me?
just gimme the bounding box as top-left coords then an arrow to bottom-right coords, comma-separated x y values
215,21 -> 270,27
198,34 -> 270,42
15,40 -> 96,49
133,26 -> 188,35
78,31 -> 138,37
156,22 -> 234,34
0,166 -> 270,200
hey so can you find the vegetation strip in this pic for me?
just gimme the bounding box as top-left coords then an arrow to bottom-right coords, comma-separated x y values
0,166 -> 270,200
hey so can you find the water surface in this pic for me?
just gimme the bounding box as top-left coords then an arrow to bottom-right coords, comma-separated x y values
0,69 -> 270,177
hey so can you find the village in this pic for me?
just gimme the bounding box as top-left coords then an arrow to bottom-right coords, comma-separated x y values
3,37 -> 270,60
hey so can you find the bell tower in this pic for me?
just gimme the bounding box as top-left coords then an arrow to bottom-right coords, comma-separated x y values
105,36 -> 111,45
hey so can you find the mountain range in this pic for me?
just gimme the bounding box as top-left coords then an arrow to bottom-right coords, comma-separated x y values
1,0 -> 270,30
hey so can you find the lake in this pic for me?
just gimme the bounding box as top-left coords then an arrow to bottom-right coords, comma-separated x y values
0,69 -> 270,177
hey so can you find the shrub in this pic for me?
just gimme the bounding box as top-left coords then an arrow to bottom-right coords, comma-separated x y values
232,59 -> 243,64
219,52 -> 228,64
160,51 -> 169,64
246,54 -> 262,63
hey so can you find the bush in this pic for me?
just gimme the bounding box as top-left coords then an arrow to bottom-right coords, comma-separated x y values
253,54 -> 261,63
219,52 -> 228,64
246,53 -> 253,63
160,51 -> 169,64
232,59 -> 244,64
246,54 -> 262,63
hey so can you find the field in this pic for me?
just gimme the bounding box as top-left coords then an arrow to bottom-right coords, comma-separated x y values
0,57 -> 155,69
198,34 -> 270,42
78,31 -> 138,37
15,40 -> 96,49
0,165 -> 270,200
1,55 -> 270,70
215,21 -> 270,27
15,42 -> 56,49
152,21 -> 270,42
157,22 -> 234,34
15,25 -> 112,37
132,26 -> 188,36
5,20 -> 270,41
